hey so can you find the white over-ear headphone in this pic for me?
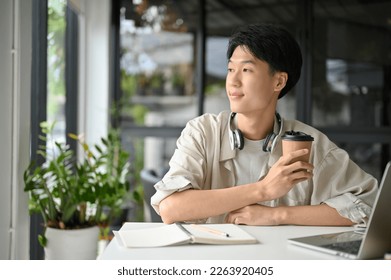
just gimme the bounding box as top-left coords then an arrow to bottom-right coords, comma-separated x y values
228,112 -> 244,150
228,112 -> 283,152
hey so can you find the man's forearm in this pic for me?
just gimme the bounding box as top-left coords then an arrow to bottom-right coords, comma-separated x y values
277,204 -> 354,226
159,183 -> 262,224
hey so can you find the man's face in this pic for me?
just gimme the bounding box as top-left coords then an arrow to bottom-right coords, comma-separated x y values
226,46 -> 280,115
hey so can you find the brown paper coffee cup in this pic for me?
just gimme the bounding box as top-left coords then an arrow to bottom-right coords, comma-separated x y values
281,130 -> 314,163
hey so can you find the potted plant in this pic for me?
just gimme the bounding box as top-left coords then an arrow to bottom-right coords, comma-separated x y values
23,122 -> 135,259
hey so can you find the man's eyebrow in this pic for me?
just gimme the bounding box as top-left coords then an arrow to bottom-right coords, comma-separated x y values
228,59 -> 256,65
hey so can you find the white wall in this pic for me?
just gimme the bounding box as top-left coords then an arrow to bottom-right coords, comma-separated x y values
0,0 -> 31,259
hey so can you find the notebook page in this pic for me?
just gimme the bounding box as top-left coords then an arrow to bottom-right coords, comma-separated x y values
115,224 -> 191,247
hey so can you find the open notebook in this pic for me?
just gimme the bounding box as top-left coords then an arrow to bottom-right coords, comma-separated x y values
114,223 -> 258,248
288,161 -> 391,259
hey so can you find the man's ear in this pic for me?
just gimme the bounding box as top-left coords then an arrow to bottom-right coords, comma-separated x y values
275,72 -> 288,91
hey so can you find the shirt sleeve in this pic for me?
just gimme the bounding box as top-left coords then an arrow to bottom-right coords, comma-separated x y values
150,119 -> 207,215
314,148 -> 378,225
324,193 -> 373,224
150,175 -> 193,214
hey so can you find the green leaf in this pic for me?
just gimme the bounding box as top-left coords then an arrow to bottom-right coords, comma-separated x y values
38,234 -> 47,248
68,133 -> 79,140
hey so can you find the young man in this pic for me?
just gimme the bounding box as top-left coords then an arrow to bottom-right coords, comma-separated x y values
151,23 -> 378,226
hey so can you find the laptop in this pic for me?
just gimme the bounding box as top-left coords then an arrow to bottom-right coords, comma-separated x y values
288,161 -> 391,259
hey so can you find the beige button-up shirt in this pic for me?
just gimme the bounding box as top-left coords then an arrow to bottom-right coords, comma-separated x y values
151,111 -> 378,224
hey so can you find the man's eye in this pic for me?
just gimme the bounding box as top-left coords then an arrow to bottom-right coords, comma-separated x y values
227,68 -> 234,72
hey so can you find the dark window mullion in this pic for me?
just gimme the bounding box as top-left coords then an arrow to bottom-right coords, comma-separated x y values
65,4 -> 78,151
295,0 -> 313,124
110,0 -> 121,129
30,0 -> 48,260
196,0 -> 206,116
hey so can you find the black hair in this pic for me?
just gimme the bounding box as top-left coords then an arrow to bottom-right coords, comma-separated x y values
227,23 -> 302,99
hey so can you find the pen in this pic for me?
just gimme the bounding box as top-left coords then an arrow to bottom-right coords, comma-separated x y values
175,222 -> 194,238
190,224 -> 230,237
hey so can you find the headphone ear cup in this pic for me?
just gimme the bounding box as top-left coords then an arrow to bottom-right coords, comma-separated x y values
234,129 -> 244,150
262,133 -> 274,152
229,129 -> 235,150
228,112 -> 244,150
229,129 -> 244,150
263,113 -> 283,152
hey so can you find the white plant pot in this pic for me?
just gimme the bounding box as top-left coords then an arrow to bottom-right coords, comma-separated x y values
44,226 -> 100,260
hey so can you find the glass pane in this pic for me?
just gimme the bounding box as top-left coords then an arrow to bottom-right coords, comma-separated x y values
335,142 -> 386,182
119,0 -> 198,178
119,0 -> 197,222
312,0 -> 391,127
119,0 -> 197,130
312,0 -> 391,177
47,0 -> 66,142
204,36 -> 230,115
204,0 -> 298,119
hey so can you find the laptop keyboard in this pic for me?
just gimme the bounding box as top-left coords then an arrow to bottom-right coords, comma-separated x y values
321,240 -> 362,255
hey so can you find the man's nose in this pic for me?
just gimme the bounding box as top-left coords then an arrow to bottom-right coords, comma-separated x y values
228,72 -> 241,87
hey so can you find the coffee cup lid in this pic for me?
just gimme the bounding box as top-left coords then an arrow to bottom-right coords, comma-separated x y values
281,130 -> 314,141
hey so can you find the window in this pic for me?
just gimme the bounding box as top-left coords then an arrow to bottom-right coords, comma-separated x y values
312,0 -> 391,179
29,0 -> 79,259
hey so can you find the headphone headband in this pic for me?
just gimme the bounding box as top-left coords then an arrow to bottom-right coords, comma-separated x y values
228,112 -> 283,152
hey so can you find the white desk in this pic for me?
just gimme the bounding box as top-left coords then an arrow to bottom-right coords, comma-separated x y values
98,222 -> 355,260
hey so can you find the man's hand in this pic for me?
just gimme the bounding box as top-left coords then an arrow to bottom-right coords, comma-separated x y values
256,148 -> 314,201
225,204 -> 280,225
